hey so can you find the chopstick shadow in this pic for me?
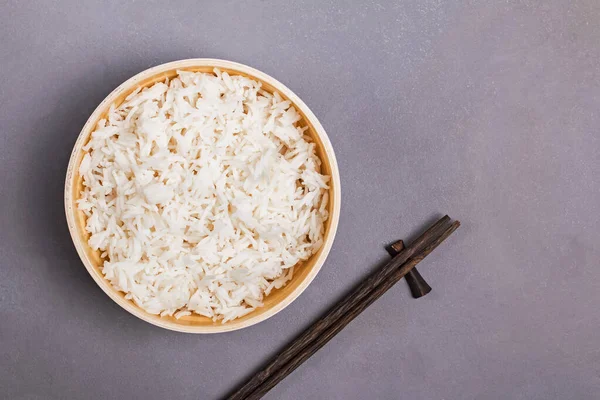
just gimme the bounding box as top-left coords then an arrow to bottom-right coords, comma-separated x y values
387,213 -> 446,250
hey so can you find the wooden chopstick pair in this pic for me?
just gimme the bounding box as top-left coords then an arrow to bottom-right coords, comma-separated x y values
227,215 -> 460,400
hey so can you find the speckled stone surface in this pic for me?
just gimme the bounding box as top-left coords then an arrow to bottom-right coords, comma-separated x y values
1,1 -> 599,399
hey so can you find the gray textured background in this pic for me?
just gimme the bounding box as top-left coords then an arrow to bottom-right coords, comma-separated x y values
1,0 -> 599,399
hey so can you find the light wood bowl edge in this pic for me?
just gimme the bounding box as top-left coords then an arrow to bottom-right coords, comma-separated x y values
64,59 -> 341,333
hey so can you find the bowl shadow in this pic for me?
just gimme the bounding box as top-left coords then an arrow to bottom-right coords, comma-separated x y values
23,62 -> 168,324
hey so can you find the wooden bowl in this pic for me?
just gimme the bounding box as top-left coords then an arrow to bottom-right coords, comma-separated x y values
64,59 -> 341,333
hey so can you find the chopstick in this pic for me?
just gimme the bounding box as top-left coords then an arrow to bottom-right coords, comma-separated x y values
240,221 -> 460,400
227,216 -> 459,400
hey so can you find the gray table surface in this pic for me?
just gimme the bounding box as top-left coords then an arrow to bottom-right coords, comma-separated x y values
2,0 -> 600,399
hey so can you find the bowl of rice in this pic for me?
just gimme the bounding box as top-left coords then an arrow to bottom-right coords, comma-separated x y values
64,59 -> 340,333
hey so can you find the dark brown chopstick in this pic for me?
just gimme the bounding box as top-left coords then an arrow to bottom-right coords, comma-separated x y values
227,216 -> 457,400
387,241 -> 432,298
241,220 -> 460,399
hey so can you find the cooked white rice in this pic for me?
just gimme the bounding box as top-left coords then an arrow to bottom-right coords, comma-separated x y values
77,69 -> 329,322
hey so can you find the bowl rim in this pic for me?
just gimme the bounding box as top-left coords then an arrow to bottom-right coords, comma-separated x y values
64,58 -> 341,333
